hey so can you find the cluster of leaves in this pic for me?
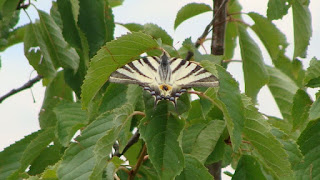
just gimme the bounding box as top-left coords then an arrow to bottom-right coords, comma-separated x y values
0,0 -> 319,179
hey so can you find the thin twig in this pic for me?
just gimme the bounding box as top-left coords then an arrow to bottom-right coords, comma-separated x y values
128,144 -> 147,180
114,131 -> 141,157
185,0 -> 229,60
0,74 -> 43,103
222,59 -> 242,63
188,90 -> 223,113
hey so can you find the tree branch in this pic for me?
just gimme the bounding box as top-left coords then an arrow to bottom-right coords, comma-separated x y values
211,0 -> 228,55
128,144 -> 147,180
185,0 -> 229,61
0,74 -> 43,103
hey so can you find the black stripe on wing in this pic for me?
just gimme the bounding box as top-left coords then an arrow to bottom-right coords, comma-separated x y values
127,62 -> 151,79
142,57 -> 157,72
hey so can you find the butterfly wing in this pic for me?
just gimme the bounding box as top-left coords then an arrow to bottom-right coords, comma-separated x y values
169,58 -> 219,88
109,56 -> 160,87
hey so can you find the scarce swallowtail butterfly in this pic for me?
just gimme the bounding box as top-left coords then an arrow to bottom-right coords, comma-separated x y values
109,51 -> 219,107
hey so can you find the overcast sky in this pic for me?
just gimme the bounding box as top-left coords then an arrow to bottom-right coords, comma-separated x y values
0,0 -> 319,178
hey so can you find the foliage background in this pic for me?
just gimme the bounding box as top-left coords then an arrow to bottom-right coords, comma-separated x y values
0,0 -> 320,179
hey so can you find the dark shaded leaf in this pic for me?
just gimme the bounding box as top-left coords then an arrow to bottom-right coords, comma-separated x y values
139,99 -> 185,179
232,155 -> 267,180
176,154 -> 213,180
295,119 -> 320,179
292,89 -> 312,131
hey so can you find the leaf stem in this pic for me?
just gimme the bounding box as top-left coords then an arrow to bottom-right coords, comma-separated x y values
128,144 -> 147,180
188,90 -> 223,112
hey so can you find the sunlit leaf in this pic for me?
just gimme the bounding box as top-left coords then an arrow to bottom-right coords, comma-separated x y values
0,131 -> 41,179
242,95 -> 293,178
292,0 -> 312,58
202,62 -> 244,151
57,104 -> 133,180
174,3 -> 212,30
81,32 -> 158,109
39,71 -> 73,128
267,66 -> 298,121
238,24 -> 269,101
54,101 -> 88,146
267,0 -> 290,20
249,12 -> 288,60
304,57 -> 320,87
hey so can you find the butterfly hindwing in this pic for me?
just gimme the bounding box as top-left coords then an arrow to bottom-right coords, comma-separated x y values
170,58 -> 219,88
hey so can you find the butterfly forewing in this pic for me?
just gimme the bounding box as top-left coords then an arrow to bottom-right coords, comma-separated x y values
109,52 -> 219,106
109,57 -> 160,86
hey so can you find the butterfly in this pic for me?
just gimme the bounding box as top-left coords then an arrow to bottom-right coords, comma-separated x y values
109,51 -> 219,107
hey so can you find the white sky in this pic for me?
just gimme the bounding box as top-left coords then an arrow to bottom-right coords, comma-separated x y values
0,0 -> 319,178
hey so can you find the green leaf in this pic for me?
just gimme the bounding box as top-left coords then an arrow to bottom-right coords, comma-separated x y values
295,119 -> 320,179
57,104 -> 133,180
19,128 -> 55,171
238,24 -> 269,101
0,24 -> 26,52
292,0 -> 312,58
267,0 -> 290,20
242,95 -> 293,178
57,0 -> 82,49
0,131 -> 41,180
267,66 -> 298,121
54,101 -> 89,146
304,57 -> 320,87
98,83 -> 127,113
176,154 -> 213,180
108,0 -> 124,7
270,128 -> 303,168
139,100 -> 185,179
249,12 -> 288,61
28,145 -> 62,175
91,104 -> 133,179
309,96 -> 320,121
120,23 -> 144,32
78,0 -> 108,57
39,71 -> 73,128
182,120 -> 225,163
224,21 -> 238,60
121,23 -> 173,45
0,0 -> 19,18
143,23 -> 173,45
202,62 -> 245,151
232,155 -> 267,180
37,10 -> 80,71
24,23 -> 56,79
81,32 -> 158,109
292,89 -> 312,131
174,3 -> 212,30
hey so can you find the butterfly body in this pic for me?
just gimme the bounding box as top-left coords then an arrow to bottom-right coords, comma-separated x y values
109,51 -> 219,106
